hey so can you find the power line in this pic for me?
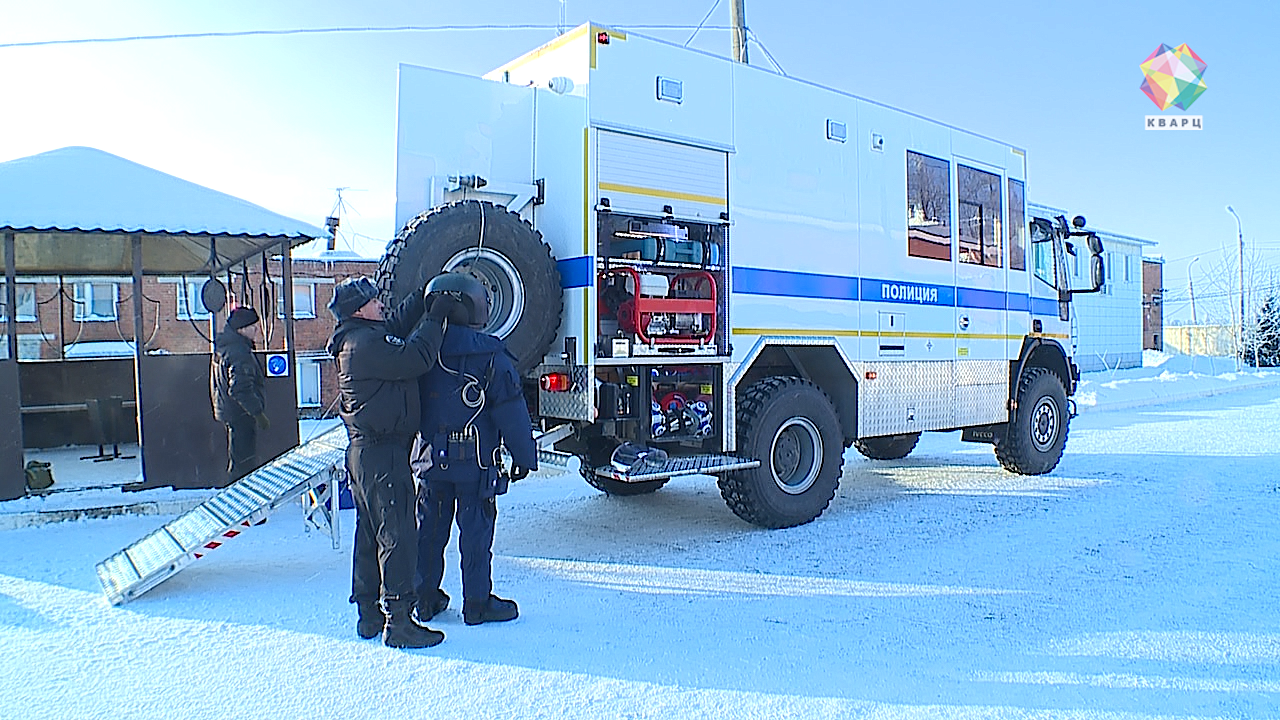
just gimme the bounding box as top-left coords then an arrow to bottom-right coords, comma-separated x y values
0,24 -> 734,49
746,29 -> 786,75
685,0 -> 723,47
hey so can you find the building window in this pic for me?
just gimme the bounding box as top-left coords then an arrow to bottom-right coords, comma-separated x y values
176,279 -> 212,320
74,282 -> 118,321
0,283 -> 37,322
0,334 -> 44,360
275,281 -> 316,319
907,151 -> 951,261
297,358 -> 322,407
957,165 -> 1002,267
1008,179 -> 1026,271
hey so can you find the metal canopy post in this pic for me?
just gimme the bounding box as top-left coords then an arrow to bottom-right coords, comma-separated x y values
4,232 -> 16,361
131,235 -> 146,470
281,238 -> 295,360
1,231 -> 21,501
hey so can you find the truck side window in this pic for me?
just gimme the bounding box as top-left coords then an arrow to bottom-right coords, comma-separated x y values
957,165 -> 1002,267
1030,220 -> 1056,288
906,151 -> 951,261
1008,179 -> 1026,271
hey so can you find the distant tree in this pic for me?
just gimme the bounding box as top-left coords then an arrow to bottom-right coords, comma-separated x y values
1243,293 -> 1279,367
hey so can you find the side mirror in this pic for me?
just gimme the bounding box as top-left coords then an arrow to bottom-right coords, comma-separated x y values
1090,255 -> 1105,291
1087,233 -> 1103,255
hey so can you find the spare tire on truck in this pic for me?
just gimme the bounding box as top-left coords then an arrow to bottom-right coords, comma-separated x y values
376,200 -> 562,375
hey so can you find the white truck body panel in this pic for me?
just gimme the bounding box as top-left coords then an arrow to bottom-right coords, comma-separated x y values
396,23 -> 1079,449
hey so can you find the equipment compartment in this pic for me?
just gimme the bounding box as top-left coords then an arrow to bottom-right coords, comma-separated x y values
596,213 -> 727,357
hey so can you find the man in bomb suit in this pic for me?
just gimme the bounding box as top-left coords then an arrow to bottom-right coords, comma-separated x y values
414,271 -> 537,626
326,276 -> 452,649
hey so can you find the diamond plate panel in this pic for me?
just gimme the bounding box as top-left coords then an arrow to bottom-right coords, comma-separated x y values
855,361 -> 955,437
537,364 -> 593,421
954,360 -> 1008,427
956,383 -> 1008,427
955,359 -> 1008,386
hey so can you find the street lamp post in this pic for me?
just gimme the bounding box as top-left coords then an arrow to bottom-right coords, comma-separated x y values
1189,257 -> 1200,324
1227,206 -> 1244,369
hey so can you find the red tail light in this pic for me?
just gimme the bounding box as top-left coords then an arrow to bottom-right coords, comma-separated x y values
540,372 -> 571,392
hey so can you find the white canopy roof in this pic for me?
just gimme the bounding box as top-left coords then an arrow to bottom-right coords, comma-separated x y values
0,147 -> 324,275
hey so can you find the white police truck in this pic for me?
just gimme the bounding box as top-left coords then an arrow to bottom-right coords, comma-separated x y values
378,23 -> 1105,528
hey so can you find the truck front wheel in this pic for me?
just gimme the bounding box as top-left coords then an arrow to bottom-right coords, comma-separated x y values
995,367 -> 1069,475
718,377 -> 843,528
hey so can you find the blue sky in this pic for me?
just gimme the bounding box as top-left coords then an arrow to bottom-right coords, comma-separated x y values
3,0 -> 1276,322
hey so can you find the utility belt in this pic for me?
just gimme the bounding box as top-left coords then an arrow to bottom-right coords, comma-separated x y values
432,427 -> 483,470
428,426 -> 508,497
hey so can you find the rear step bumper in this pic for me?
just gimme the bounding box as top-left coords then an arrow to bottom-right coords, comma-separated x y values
592,454 -> 760,483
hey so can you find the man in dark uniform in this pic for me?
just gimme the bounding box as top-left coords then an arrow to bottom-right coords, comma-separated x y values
210,306 -> 268,482
326,276 -> 453,649
414,271 -> 537,626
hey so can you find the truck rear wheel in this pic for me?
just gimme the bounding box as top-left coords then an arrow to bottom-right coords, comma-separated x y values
853,432 -> 921,460
995,367 -> 1069,475
718,377 -> 843,528
376,200 -> 562,375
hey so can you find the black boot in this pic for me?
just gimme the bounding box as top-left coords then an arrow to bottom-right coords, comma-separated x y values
356,602 -> 384,640
383,596 -> 445,648
416,588 -> 450,623
463,594 -> 519,626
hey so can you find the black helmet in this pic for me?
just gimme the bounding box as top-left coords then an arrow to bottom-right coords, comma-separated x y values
328,277 -> 378,320
425,271 -> 490,328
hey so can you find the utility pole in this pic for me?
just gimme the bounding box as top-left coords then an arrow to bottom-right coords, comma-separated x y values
1227,206 -> 1244,369
1188,257 -> 1199,324
730,0 -> 748,64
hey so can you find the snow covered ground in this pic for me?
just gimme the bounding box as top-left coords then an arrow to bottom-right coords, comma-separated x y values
1,352 -> 1278,719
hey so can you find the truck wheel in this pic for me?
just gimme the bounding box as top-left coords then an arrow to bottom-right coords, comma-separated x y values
853,432 -> 921,460
376,200 -> 562,375
576,437 -> 668,496
718,377 -> 843,528
995,367 -> 1069,475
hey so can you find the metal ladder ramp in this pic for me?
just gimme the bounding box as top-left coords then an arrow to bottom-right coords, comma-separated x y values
95,425 -> 349,606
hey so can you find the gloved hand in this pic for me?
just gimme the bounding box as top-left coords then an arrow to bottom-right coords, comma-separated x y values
255,412 -> 271,430
427,294 -> 460,322
509,465 -> 529,482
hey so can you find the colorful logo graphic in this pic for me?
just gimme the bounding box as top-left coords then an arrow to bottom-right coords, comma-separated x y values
1140,43 -> 1207,110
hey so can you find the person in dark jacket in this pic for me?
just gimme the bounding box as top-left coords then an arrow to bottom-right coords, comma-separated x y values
414,271 -> 537,626
210,306 -> 268,482
326,276 -> 453,649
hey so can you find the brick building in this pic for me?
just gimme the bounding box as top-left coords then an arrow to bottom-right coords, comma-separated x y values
2,251 -> 378,417
1142,258 -> 1164,350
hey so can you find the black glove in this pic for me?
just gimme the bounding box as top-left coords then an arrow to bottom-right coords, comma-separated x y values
427,294 -> 460,322
255,412 -> 271,430
509,464 -> 529,482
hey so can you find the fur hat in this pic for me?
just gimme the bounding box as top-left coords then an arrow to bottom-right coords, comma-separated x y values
226,306 -> 260,330
328,277 -> 379,320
